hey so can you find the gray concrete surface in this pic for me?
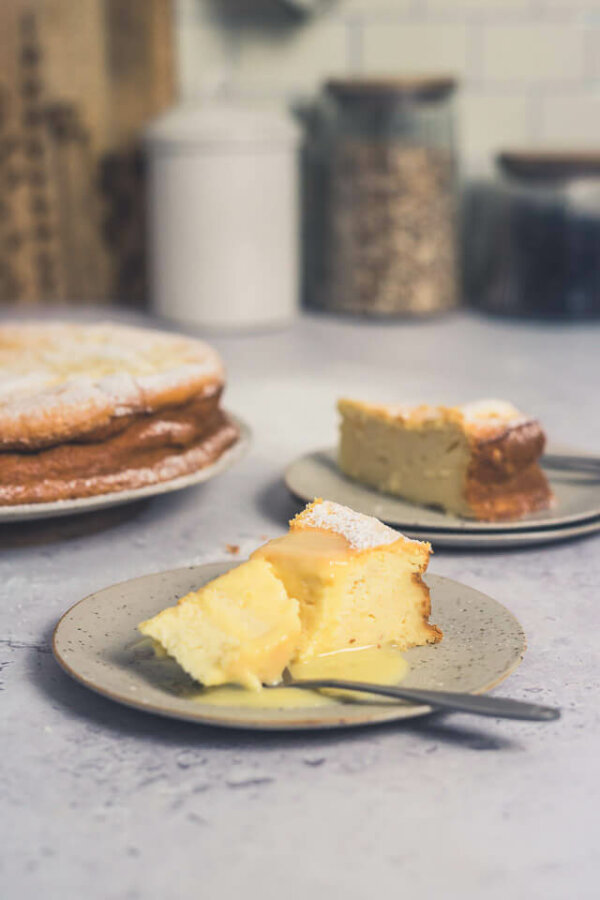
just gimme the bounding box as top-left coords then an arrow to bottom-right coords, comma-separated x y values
2,311 -> 599,899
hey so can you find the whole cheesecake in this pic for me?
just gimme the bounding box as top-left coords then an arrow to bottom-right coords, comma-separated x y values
139,499 -> 441,690
338,397 -> 553,521
0,321 -> 239,505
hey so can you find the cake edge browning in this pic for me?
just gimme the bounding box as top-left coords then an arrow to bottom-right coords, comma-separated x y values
0,322 -> 226,449
406,539 -> 442,648
337,397 -> 553,522
0,379 -> 224,453
465,420 -> 553,521
0,408 -> 240,506
338,396 -> 536,441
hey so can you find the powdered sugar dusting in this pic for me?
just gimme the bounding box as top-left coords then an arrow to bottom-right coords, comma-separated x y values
341,397 -> 533,430
294,499 -> 424,551
0,322 -> 224,445
458,399 -> 530,426
376,404 -> 437,424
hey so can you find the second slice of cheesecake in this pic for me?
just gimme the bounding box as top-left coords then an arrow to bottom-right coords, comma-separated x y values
338,398 -> 553,521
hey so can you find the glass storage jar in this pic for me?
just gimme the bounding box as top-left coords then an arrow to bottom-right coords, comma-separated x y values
308,77 -> 459,316
477,151 -> 600,318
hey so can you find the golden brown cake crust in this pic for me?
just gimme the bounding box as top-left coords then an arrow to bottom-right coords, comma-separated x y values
0,392 -> 239,505
0,322 -> 225,449
412,572 -> 443,645
467,419 -> 546,480
466,420 -> 553,521
0,322 -> 240,506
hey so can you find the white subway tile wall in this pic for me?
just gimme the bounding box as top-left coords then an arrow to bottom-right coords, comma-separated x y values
482,25 -> 586,83
176,0 -> 600,170
458,92 -> 532,164
343,1 -> 414,12
540,95 -> 600,144
363,23 -> 470,76
237,22 -> 348,91
427,0 -> 531,12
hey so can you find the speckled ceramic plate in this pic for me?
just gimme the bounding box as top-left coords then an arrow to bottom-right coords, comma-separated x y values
0,413 -> 250,523
284,445 -> 600,534
53,562 -> 526,731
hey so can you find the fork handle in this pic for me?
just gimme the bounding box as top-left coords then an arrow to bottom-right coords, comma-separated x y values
542,454 -> 600,475
288,679 -> 560,721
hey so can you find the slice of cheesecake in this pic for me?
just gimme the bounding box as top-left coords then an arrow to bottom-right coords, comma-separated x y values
338,398 -> 553,521
139,500 -> 441,690
254,499 -> 441,660
138,558 -> 301,690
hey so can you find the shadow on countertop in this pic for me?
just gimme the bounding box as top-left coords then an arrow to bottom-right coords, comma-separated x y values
0,499 -> 151,549
256,476 -> 302,529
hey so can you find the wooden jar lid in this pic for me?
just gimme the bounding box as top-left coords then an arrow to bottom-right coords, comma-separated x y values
498,150 -> 600,180
325,76 -> 457,103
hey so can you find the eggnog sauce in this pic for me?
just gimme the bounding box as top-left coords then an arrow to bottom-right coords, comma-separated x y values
192,645 -> 409,709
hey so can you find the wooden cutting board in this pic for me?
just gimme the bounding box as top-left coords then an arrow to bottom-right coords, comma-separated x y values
0,0 -> 175,307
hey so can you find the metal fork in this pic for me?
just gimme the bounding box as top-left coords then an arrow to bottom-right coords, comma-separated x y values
542,453 -> 600,477
275,670 -> 560,721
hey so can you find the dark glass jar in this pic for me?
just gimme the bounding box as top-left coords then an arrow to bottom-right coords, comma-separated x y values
307,76 -> 460,316
477,151 -> 600,318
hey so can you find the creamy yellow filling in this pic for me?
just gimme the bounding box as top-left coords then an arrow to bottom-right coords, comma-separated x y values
139,558 -> 301,691
188,645 -> 409,709
254,529 -> 435,660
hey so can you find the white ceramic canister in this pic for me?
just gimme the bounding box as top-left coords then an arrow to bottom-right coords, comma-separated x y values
145,103 -> 300,330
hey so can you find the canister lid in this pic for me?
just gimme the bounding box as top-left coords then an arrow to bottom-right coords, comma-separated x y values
325,76 -> 457,102
498,150 -> 600,180
145,102 -> 300,150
